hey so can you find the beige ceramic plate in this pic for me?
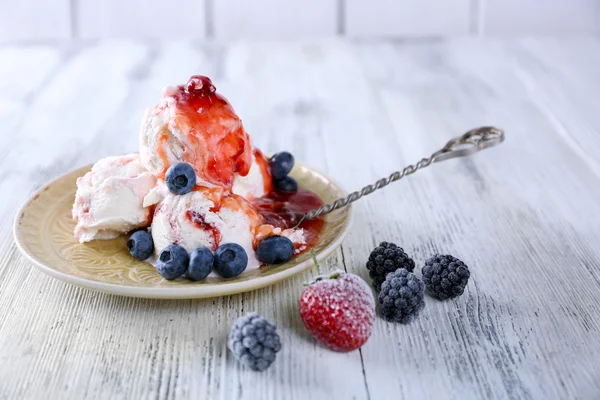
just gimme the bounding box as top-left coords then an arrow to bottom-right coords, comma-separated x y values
13,162 -> 352,299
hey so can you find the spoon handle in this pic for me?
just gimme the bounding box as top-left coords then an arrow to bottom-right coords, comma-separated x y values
299,126 -> 505,222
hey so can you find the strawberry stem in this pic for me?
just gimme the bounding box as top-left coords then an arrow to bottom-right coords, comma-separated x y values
310,249 -> 322,275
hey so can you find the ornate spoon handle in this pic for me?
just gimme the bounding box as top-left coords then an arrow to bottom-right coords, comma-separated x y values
299,126 -> 505,223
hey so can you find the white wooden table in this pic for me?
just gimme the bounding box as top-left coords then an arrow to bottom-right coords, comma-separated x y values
1,38 -> 600,400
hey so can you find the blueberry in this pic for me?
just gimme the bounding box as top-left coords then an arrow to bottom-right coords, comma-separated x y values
165,163 -> 196,195
257,236 -> 294,265
270,152 -> 295,181
188,247 -> 214,281
156,244 -> 189,280
214,243 -> 248,278
127,230 -> 154,260
274,176 -> 298,193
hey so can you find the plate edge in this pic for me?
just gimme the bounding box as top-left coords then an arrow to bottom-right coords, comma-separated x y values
12,163 -> 354,299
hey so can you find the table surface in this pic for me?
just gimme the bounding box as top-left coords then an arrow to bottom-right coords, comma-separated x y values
1,38 -> 600,400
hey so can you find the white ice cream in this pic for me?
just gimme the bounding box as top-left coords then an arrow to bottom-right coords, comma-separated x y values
139,106 -> 270,198
232,153 -> 270,199
150,188 -> 263,270
72,154 -> 157,243
74,76 -> 310,277
138,105 -> 185,180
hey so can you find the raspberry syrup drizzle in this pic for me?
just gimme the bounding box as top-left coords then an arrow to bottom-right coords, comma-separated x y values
252,189 -> 325,249
158,76 -> 253,190
185,210 -> 222,250
253,148 -> 274,194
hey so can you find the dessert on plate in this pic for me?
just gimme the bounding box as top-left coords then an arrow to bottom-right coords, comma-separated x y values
72,154 -> 157,242
72,75 -> 325,280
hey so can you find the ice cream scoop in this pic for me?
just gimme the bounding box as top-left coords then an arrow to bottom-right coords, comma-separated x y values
139,75 -> 255,191
72,154 -> 157,242
150,187 -> 264,270
232,149 -> 273,199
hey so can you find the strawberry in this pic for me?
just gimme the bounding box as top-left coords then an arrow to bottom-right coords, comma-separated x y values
298,252 -> 376,352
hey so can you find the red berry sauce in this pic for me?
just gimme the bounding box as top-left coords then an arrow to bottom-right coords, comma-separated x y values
252,189 -> 325,249
157,75 -> 253,190
185,210 -> 222,251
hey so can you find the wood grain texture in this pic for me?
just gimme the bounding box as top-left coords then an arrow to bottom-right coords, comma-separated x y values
212,0 -> 338,39
1,1 -> 599,41
1,38 -> 600,399
481,0 -> 600,35
345,0 -> 472,37
77,0 -> 206,39
0,0 -> 71,40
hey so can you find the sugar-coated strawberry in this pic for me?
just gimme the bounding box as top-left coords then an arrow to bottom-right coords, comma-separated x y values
299,269 -> 376,352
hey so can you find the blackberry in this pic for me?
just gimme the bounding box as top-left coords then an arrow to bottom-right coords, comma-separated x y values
378,268 -> 425,323
422,254 -> 470,300
228,313 -> 282,371
366,242 -> 415,291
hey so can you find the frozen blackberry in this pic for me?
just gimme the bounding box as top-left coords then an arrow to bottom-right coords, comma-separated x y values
366,242 -> 415,291
228,313 -> 282,372
378,268 -> 425,323
422,254 -> 470,300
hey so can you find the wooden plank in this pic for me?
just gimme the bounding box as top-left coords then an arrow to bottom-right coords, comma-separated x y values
0,46 -> 64,101
212,0 -> 338,39
482,0 -> 599,35
0,0 -> 71,40
349,39 -> 600,399
511,38 -> 600,176
345,0 -> 471,37
77,0 -> 206,39
2,39 -> 600,399
0,44 -> 65,257
0,42 -> 369,399
201,41 -> 370,400
0,41 -> 150,398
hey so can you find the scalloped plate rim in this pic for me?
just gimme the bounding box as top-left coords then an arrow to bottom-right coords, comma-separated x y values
13,161 -> 353,299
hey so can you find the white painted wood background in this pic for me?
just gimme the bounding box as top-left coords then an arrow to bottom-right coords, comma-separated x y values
2,38 -> 600,399
1,0 -> 599,40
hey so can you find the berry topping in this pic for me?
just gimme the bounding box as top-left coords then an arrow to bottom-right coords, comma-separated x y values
127,230 -> 154,260
299,254 -> 375,352
188,247 -> 214,281
214,243 -> 248,278
165,162 -> 196,195
366,242 -> 415,291
228,313 -> 282,371
422,254 -> 470,299
186,75 -> 216,94
256,235 -> 294,265
378,268 -> 425,323
154,76 -> 253,190
251,189 -> 324,250
270,152 -> 295,181
274,176 -> 298,193
156,244 -> 190,280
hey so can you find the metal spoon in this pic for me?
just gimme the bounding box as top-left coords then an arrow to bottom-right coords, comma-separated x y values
295,126 -> 505,225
